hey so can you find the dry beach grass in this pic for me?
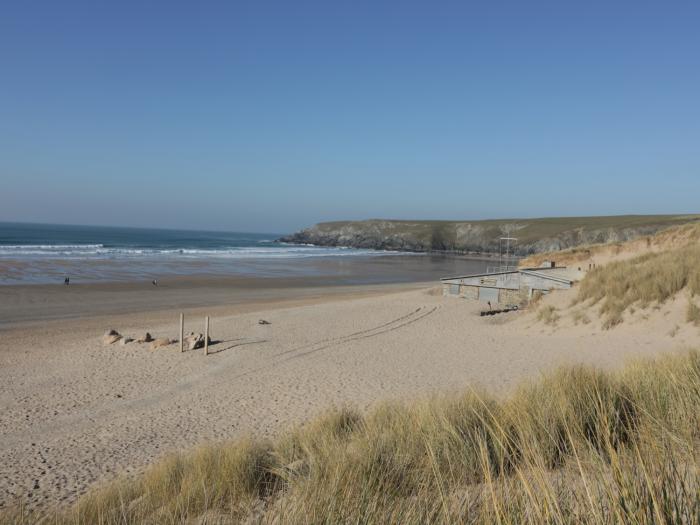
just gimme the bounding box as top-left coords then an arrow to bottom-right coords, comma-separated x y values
7,350 -> 699,524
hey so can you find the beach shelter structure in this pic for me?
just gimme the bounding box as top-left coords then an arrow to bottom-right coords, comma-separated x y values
441,264 -> 580,304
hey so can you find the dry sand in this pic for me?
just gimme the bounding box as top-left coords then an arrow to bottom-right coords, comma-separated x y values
0,283 -> 695,512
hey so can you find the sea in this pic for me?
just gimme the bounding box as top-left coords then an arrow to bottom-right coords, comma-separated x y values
0,222 -> 492,285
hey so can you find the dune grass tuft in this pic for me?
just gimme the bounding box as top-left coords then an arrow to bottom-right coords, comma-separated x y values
687,300 -> 700,326
5,350 -> 700,524
571,309 -> 591,325
57,438 -> 280,524
537,304 -> 560,326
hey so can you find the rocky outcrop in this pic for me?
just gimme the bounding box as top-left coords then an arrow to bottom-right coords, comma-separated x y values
280,216 -> 699,256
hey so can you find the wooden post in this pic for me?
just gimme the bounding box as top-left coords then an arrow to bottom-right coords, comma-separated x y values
180,313 -> 184,352
204,316 -> 210,355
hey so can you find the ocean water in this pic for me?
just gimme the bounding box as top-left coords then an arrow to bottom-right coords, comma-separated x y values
0,222 -> 490,284
0,222 -> 383,259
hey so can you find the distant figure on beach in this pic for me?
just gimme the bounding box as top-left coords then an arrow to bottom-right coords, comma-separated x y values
64,276 -> 70,285
487,300 -> 492,311
152,279 -> 158,286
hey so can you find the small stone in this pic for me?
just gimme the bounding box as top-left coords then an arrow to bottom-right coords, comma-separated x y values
102,329 -> 122,345
136,332 -> 153,343
183,332 -> 211,351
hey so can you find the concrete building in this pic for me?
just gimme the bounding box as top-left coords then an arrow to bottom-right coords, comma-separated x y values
441,264 -> 581,304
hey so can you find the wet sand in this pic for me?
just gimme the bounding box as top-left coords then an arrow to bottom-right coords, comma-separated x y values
0,275 -> 432,328
0,252 -> 496,286
0,253 -> 497,327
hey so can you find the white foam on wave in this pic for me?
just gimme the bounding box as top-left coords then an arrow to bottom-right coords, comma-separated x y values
0,244 -> 105,256
0,244 -> 104,250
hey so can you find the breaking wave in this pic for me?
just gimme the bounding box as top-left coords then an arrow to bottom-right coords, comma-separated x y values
0,244 -> 401,259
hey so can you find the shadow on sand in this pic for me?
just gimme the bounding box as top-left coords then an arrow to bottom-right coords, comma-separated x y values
203,338 -> 268,355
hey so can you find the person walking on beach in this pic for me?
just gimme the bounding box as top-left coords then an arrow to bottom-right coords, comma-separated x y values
64,276 -> 70,285
152,279 -> 158,286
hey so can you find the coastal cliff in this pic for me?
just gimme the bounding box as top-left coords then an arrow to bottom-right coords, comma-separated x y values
280,215 -> 700,256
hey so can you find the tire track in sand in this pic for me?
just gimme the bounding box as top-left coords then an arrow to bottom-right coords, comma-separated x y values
273,306 -> 424,358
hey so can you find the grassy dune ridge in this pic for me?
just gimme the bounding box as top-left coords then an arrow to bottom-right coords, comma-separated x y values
566,223 -> 700,329
576,245 -> 700,328
522,219 -> 700,268
8,350 -> 699,523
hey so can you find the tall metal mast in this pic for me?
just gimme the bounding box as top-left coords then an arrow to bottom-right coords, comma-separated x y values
499,225 -> 517,271
501,237 -> 517,267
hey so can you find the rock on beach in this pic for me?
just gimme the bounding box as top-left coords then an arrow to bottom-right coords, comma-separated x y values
102,330 -> 122,345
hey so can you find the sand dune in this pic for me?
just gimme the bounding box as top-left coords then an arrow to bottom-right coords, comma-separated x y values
0,282 -> 694,512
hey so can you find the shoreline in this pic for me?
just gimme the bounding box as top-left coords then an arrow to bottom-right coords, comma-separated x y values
0,253 -> 498,328
275,242 -> 520,260
0,251 -> 509,287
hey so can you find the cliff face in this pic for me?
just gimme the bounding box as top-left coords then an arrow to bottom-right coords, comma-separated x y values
280,216 -> 700,256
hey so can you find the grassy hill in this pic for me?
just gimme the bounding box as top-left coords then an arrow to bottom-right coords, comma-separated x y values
281,214 -> 700,255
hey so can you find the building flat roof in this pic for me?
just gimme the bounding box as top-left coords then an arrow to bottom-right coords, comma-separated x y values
440,269 -> 519,281
441,267 -> 572,284
519,269 -> 573,285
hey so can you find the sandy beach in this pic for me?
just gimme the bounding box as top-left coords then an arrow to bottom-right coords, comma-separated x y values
0,279 -> 694,512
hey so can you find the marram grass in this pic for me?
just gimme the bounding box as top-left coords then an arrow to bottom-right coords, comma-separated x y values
5,351 -> 700,524
576,243 -> 700,328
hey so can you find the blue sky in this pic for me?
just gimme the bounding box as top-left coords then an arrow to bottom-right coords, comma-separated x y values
1,1 -> 698,233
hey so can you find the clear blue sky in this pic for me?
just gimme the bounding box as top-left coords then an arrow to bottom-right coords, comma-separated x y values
1,1 -> 698,233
